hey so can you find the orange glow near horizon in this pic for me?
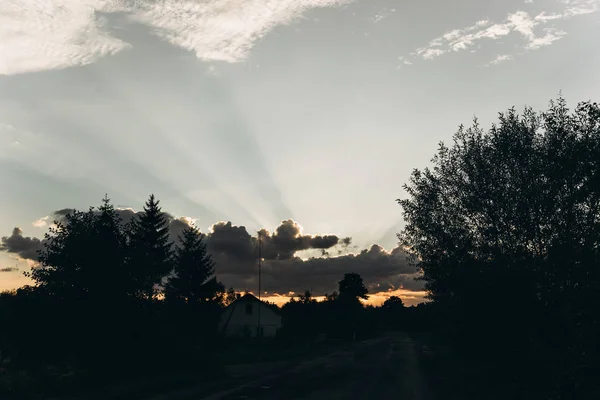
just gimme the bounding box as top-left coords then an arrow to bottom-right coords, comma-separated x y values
250,288 -> 428,308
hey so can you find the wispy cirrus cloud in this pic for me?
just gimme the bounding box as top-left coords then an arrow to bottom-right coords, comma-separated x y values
0,0 -> 353,76
401,0 -> 598,66
486,54 -> 513,66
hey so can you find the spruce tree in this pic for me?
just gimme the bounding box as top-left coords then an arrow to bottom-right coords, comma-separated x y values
165,225 -> 223,306
127,194 -> 173,300
95,194 -> 129,302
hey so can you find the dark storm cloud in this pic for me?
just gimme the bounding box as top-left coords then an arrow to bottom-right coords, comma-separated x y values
205,219 -> 348,263
0,227 -> 44,260
208,222 -> 255,261
215,242 -> 422,296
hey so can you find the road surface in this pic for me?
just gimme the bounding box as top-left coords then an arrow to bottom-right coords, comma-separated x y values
201,332 -> 431,400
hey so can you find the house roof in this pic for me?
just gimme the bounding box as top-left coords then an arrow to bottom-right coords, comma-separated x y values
237,293 -> 261,302
223,293 -> 282,315
219,293 -> 282,334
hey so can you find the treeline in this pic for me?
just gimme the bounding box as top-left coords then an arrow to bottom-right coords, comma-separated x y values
278,276 -> 431,341
397,97 -> 600,399
0,195 -> 236,398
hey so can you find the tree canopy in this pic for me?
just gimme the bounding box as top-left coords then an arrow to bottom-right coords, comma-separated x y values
398,98 -> 600,309
126,194 -> 174,300
337,272 -> 369,304
164,225 -> 224,306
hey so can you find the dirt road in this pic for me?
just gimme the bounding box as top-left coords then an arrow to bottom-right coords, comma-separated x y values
201,332 -> 431,400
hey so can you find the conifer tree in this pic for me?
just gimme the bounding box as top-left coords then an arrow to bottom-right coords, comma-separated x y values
164,225 -> 223,306
127,194 -> 173,300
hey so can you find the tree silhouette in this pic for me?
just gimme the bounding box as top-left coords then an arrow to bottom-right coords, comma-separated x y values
382,295 -> 404,310
397,97 -> 600,396
27,196 -> 129,303
26,207 -> 92,300
298,290 -> 316,304
164,225 -> 223,306
95,195 -> 130,302
324,291 -> 339,302
222,287 -> 240,306
127,194 -> 173,300
398,98 -> 600,306
337,273 -> 368,304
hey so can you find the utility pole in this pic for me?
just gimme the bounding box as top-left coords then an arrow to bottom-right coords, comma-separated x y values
257,231 -> 262,338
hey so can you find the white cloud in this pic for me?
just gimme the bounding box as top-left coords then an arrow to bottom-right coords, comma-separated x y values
526,27 -> 567,49
0,0 -> 131,76
418,48 -> 446,60
0,0 -> 353,76
401,0 -> 598,64
489,54 -> 513,65
561,0 -> 599,16
32,216 -> 50,228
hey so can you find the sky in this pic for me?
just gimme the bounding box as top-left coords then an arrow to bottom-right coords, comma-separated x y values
1,0 -> 599,306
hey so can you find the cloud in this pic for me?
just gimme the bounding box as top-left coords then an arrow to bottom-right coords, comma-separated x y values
2,208 -> 422,297
32,216 -> 51,228
209,222 -> 421,296
401,0 -> 598,66
486,54 -> 513,66
205,218 -> 350,263
0,227 -> 44,260
0,0 -> 353,76
216,242 -> 422,296
0,1 -> 131,76
526,27 -> 567,49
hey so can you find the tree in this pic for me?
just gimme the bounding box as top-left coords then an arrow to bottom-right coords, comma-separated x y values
397,97 -> 600,308
325,291 -> 339,302
382,295 -> 404,310
298,289 -> 316,304
164,225 -> 224,306
28,195 -> 129,303
95,195 -> 130,302
127,194 -> 174,300
338,273 -> 369,304
397,97 -> 600,396
222,287 -> 240,306
24,196 -> 131,367
27,207 -> 96,301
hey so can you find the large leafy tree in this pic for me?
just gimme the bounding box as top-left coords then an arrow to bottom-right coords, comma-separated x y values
27,207 -> 96,301
397,98 -> 600,308
337,273 -> 369,305
382,295 -> 404,310
397,98 -> 600,393
127,194 -> 174,300
164,225 -> 224,306
27,195 -> 128,303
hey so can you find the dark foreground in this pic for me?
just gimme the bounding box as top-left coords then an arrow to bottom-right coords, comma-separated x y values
147,332 -> 431,400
